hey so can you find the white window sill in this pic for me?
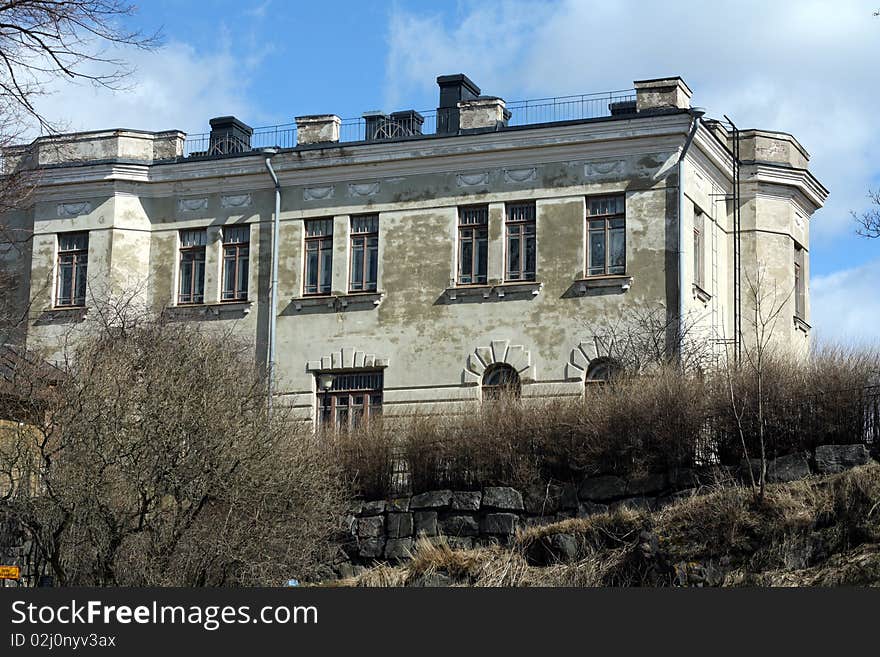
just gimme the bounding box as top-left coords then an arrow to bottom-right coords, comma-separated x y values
445,281 -> 542,301
794,316 -> 811,333
692,284 -> 711,304
573,275 -> 632,295
165,301 -> 253,318
292,291 -> 384,311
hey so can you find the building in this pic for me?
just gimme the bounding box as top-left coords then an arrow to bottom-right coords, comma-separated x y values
0,74 -> 827,427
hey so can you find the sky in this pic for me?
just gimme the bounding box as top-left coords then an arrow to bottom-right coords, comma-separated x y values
30,0 -> 880,345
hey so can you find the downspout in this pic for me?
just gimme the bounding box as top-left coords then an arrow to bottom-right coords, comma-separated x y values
677,109 -> 704,361
263,150 -> 281,416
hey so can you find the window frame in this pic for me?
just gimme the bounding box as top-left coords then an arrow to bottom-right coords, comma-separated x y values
318,370 -> 383,432
349,214 -> 379,293
457,205 -> 489,286
505,201 -> 537,282
585,194 -> 626,277
221,225 -> 250,302
55,232 -> 88,308
304,219 -> 334,296
794,244 -> 805,320
177,229 -> 207,306
693,207 -> 705,290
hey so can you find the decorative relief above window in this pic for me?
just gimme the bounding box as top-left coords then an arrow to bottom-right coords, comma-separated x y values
348,182 -> 380,198
303,186 -> 335,201
220,193 -> 251,208
584,159 -> 625,178
503,168 -> 537,184
463,339 -> 534,385
57,202 -> 92,218
177,198 -> 208,213
456,172 -> 489,187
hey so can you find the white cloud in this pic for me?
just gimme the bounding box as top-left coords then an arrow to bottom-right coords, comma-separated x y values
30,38 -> 270,137
811,258 -> 880,346
384,0 -> 880,238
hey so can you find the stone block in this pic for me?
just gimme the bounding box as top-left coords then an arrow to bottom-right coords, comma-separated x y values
451,491 -> 482,511
626,473 -> 667,496
410,490 -> 453,509
446,536 -> 473,551
387,513 -> 414,539
358,537 -> 385,559
357,515 -> 384,538
414,511 -> 438,537
384,538 -> 413,561
481,486 -> 524,511
439,514 -> 479,537
523,483 -> 563,515
481,513 -> 519,535
360,500 -> 386,516
815,444 -> 871,475
577,501 -> 608,517
578,475 -> 626,501
388,497 -> 410,512
767,453 -> 811,483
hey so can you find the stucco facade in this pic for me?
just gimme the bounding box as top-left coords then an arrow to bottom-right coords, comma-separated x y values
1,75 -> 827,425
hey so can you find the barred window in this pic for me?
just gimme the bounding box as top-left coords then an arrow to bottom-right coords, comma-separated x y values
458,205 -> 488,285
305,219 -> 333,295
319,370 -> 383,431
56,232 -> 88,307
178,229 -> 207,305
350,215 -> 379,292
222,225 -> 249,302
505,202 -> 536,281
482,364 -> 521,400
586,195 -> 626,276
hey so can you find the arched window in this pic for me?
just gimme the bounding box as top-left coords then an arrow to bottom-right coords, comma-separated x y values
585,358 -> 620,386
482,364 -> 521,400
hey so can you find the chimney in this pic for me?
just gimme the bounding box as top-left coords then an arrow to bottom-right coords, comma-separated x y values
633,77 -> 692,112
295,115 -> 342,145
208,116 -> 253,155
458,97 -> 509,131
436,74 -> 481,134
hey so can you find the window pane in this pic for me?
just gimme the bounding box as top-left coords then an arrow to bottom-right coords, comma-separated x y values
193,257 -> 205,302
223,225 -> 249,244
508,235 -> 520,278
366,240 -> 378,290
609,227 -> 625,274
476,231 -> 488,282
589,230 -> 606,275
351,246 -> 364,290
74,257 -> 87,305
319,244 -> 332,292
57,258 -> 73,305
306,249 -> 318,294
237,249 -> 249,298
460,238 -> 473,282
524,234 -> 536,279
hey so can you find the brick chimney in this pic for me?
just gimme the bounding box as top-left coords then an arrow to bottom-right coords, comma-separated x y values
633,77 -> 692,112
436,74 -> 481,134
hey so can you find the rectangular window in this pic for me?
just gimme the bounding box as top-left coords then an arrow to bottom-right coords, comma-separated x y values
349,215 -> 379,292
505,202 -> 536,281
458,205 -> 488,285
178,229 -> 207,305
305,219 -> 333,295
586,195 -> 626,276
794,244 -> 805,320
319,371 -> 383,431
221,225 -> 249,302
56,232 -> 88,307
694,207 -> 705,290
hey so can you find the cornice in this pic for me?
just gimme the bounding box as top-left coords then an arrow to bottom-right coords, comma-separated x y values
744,163 -> 828,210
27,114 -> 694,193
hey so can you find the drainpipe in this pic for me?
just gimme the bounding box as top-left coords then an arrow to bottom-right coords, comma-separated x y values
677,109 -> 705,362
262,148 -> 281,415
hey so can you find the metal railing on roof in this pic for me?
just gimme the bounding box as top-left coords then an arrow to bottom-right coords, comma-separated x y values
181,88 -> 637,158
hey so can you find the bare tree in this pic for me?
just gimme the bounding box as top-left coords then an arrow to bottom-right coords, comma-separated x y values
854,190 -> 880,239
0,302 -> 347,586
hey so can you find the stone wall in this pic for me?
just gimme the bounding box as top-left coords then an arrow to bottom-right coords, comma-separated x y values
336,444 -> 876,576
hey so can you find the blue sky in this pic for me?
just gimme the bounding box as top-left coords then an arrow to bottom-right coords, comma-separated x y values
34,0 -> 880,344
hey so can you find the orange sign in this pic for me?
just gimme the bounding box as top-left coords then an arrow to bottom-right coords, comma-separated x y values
0,565 -> 20,580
